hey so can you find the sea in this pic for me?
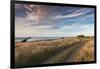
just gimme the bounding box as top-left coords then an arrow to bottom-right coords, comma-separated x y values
15,37 -> 61,42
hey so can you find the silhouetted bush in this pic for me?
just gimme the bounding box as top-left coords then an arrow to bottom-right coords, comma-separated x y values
77,35 -> 85,37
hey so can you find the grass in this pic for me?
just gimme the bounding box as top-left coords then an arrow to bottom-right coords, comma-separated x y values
73,39 -> 94,62
15,37 -> 94,67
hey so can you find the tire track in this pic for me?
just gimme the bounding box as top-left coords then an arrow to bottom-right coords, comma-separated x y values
43,41 -> 86,64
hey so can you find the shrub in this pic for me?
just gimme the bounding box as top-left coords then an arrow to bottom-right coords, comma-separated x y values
77,35 -> 85,37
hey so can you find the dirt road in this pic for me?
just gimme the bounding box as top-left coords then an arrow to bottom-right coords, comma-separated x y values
43,40 -> 87,64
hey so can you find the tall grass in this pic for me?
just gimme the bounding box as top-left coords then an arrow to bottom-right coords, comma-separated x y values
15,37 -> 81,67
15,37 -> 94,67
73,39 -> 94,62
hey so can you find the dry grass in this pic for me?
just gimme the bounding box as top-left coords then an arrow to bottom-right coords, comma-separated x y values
15,37 -> 81,67
15,37 -> 94,67
73,39 -> 94,62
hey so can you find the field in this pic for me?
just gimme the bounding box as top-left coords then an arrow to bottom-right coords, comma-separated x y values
15,37 -> 94,67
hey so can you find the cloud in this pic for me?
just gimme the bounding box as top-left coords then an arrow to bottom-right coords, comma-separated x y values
15,4 -> 23,9
15,4 -> 94,37
15,21 -> 43,37
15,4 -> 94,26
52,8 -> 93,20
33,25 -> 61,30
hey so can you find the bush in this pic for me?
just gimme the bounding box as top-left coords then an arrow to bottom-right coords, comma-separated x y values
77,35 -> 85,37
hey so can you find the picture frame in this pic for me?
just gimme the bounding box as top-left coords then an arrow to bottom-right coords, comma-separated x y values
11,0 -> 96,68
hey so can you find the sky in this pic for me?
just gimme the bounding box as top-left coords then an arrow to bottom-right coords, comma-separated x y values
15,3 -> 94,37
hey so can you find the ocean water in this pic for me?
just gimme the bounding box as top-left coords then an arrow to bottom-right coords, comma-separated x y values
15,37 -> 60,42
